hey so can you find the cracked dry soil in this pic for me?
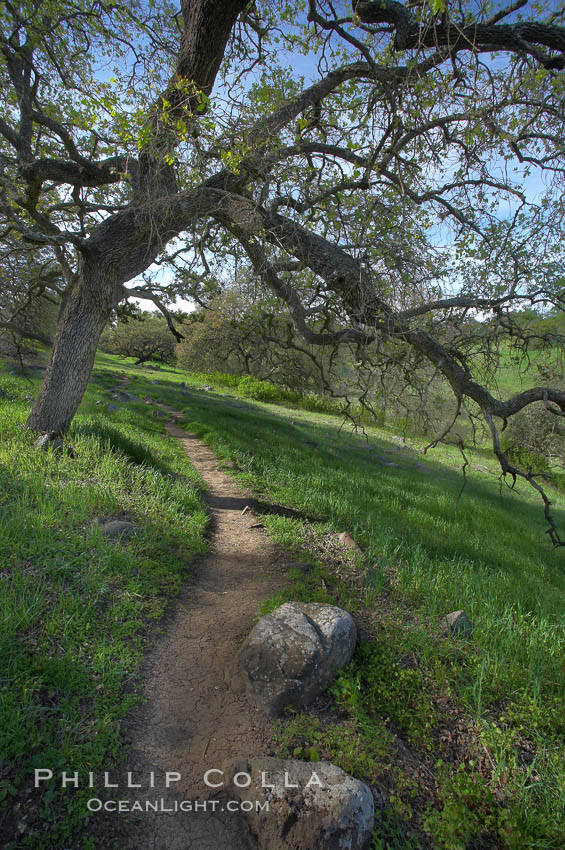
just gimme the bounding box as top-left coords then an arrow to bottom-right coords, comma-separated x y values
88,414 -> 285,850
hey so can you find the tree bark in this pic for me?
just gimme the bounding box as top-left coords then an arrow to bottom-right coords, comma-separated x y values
22,0 -> 248,434
26,259 -> 118,433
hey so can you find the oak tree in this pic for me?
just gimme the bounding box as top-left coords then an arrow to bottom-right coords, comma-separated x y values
100,311 -> 178,364
1,0 -> 565,537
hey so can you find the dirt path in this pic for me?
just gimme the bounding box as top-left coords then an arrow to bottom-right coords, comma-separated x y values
93,412 -> 285,849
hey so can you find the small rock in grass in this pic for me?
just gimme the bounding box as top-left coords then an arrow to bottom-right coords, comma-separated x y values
440,610 -> 472,637
91,519 -> 141,540
374,454 -> 402,468
105,402 -> 120,412
284,560 -> 313,572
336,531 -> 363,556
34,433 -> 63,453
0,387 -> 7,399
363,567 -> 379,588
111,390 -> 138,402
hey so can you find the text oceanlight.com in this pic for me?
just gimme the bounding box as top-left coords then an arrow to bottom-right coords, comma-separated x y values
85,799 -> 269,813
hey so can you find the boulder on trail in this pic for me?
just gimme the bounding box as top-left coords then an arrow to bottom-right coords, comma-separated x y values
224,757 -> 374,850
91,519 -> 141,540
237,602 -> 356,717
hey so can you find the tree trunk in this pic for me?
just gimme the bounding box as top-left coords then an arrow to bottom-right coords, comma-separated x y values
26,260 -> 117,433
23,2 -> 248,435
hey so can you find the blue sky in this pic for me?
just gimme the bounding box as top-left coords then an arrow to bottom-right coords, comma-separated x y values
128,0 -> 562,315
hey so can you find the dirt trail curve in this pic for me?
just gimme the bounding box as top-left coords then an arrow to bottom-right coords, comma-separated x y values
94,410 -> 284,850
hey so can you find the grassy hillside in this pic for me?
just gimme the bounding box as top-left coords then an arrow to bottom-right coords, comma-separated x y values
0,358 -> 208,848
121,357 -> 565,850
2,352 -> 564,849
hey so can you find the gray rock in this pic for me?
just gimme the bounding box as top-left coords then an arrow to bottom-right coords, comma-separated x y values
224,757 -> 374,850
0,387 -> 6,399
374,454 -> 402,468
104,403 -> 120,412
91,519 -> 141,540
336,532 -> 363,556
237,602 -> 357,717
363,567 -> 380,588
283,561 -> 313,575
111,390 -> 138,402
95,399 -> 105,405
440,610 -> 472,637
34,433 -> 63,453
201,384 -> 214,391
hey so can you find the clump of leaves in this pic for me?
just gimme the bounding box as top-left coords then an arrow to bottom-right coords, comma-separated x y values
276,712 -> 394,779
330,639 -> 435,748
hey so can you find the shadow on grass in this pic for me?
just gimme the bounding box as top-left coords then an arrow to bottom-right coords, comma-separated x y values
71,420 -> 175,474
205,491 -> 321,523
165,388 -> 565,579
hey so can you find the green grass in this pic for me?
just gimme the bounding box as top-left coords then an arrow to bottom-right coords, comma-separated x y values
0,358 -> 208,848
131,365 -> 565,850
3,351 -> 565,848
